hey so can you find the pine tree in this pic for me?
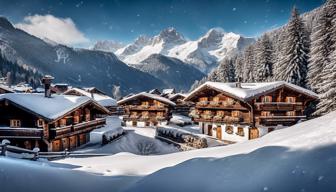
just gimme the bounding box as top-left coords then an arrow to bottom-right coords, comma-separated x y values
255,34 -> 274,82
234,55 -> 244,81
314,0 -> 336,115
276,7 -> 309,87
208,58 -> 236,83
112,85 -> 122,100
243,45 -> 256,82
307,2 -> 335,92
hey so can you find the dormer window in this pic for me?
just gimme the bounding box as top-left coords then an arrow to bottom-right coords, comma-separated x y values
37,119 -> 44,127
262,96 -> 272,103
286,97 -> 296,103
10,119 -> 21,128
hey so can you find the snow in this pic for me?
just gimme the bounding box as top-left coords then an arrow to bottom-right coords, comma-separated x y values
185,81 -> 318,101
0,93 -> 94,120
90,117 -> 124,144
117,92 -> 176,106
2,111 -> 336,191
64,87 -> 117,107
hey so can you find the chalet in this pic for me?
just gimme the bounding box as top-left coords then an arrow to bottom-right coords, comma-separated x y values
167,93 -> 193,115
185,81 -> 318,142
51,83 -> 70,94
118,92 -> 176,127
161,88 -> 176,97
64,87 -> 117,114
0,76 -> 109,152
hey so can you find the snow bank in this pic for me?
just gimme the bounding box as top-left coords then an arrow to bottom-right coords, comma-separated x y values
169,114 -> 192,126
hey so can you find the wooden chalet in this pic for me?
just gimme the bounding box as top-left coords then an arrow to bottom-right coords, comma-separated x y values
51,83 -> 69,94
118,92 -> 176,127
64,87 -> 118,114
0,76 -> 109,152
184,81 -> 318,142
167,93 -> 193,116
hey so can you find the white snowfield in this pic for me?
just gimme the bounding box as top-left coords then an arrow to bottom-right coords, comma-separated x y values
1,111 -> 336,192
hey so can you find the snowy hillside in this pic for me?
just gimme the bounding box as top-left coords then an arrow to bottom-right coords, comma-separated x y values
1,111 -> 336,191
93,40 -> 124,52
94,28 -> 255,73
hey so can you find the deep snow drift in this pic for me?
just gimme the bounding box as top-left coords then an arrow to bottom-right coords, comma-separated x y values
1,112 -> 336,192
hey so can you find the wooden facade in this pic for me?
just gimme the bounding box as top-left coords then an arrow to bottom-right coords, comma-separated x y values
168,93 -> 193,116
118,93 -> 175,127
185,82 -> 318,142
0,96 -> 108,152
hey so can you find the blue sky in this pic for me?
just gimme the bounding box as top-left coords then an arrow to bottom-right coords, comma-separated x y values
0,0 -> 324,46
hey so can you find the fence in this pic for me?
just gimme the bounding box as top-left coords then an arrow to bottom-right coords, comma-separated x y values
0,139 -> 109,161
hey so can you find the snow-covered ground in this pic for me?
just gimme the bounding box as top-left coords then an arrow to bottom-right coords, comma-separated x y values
1,112 -> 336,191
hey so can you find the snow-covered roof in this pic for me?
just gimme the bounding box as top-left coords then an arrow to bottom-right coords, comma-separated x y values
117,92 -> 176,106
185,81 -> 318,102
64,88 -> 117,107
168,93 -> 187,100
162,88 -> 175,95
0,85 -> 14,93
0,93 -> 108,121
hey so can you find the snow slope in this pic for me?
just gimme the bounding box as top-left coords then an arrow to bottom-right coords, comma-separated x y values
58,111 -> 336,191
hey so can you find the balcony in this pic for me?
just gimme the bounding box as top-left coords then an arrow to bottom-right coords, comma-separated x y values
254,102 -> 303,111
0,127 -> 43,139
196,101 -> 248,111
255,115 -> 306,126
50,118 -> 106,139
129,105 -> 166,111
194,115 -> 247,124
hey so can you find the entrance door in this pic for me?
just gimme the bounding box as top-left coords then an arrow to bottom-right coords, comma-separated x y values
207,125 -> 212,136
249,128 -> 259,139
216,126 -> 222,140
69,136 -> 77,149
201,123 -> 205,134
52,140 -> 62,151
62,138 -> 69,150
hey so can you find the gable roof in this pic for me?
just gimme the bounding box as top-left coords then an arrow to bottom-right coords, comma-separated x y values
64,88 -> 117,107
162,88 -> 176,95
0,85 -> 14,93
0,93 -> 109,122
117,92 -> 176,106
185,81 -> 318,102
168,93 -> 187,100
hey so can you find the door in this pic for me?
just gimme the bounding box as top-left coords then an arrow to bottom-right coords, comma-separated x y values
79,134 -> 86,145
201,123 -> 205,134
132,121 -> 137,126
207,125 -> 212,136
69,136 -> 77,149
249,128 -> 259,139
62,138 -> 69,150
216,126 -> 222,140
52,140 -> 62,151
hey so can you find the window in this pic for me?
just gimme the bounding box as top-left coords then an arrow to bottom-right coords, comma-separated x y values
212,97 -> 220,102
286,111 -> 296,116
85,109 -> 90,121
10,119 -> 21,128
74,111 -> 80,124
157,112 -> 164,117
60,119 -> 67,127
37,119 -> 44,127
237,127 -> 244,136
231,111 -> 241,117
261,111 -> 271,117
216,111 -> 225,116
141,101 -> 149,106
262,96 -> 272,103
286,97 -> 296,103
225,125 -> 233,134
199,97 -> 208,102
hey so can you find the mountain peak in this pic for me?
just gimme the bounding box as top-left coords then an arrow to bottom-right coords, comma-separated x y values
154,27 -> 186,44
0,17 -> 14,30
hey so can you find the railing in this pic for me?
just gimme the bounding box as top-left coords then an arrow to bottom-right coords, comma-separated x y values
256,115 -> 306,125
254,102 -> 304,111
128,105 -> 166,111
196,102 -> 247,110
0,127 -> 43,139
194,116 -> 247,124
50,118 -> 106,138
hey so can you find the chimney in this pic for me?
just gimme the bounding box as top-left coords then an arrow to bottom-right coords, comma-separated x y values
41,75 -> 54,98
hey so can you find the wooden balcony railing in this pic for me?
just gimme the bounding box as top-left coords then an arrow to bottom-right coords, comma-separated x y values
194,116 -> 247,124
128,105 -> 166,111
196,102 -> 247,110
255,115 -> 306,126
254,102 -> 304,111
50,118 -> 106,138
0,127 -> 43,139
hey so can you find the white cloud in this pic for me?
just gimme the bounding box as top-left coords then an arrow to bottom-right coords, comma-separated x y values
15,14 -> 89,46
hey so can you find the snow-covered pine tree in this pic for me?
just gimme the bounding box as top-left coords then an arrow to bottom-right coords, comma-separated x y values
255,34 -> 274,82
208,58 -> 236,82
276,7 -> 310,87
112,85 -> 122,100
307,1 -> 335,92
242,45 -> 256,82
234,55 -> 244,81
314,0 -> 336,115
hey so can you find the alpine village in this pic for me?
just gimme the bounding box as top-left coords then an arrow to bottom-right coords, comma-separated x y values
0,0 -> 336,192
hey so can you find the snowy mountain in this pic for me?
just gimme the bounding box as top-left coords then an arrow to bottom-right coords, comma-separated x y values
0,17 -> 165,94
131,54 -> 205,91
94,28 -> 255,73
93,40 -> 124,52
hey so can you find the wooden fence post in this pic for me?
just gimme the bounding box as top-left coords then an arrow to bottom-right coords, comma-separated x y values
1,139 -> 10,156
